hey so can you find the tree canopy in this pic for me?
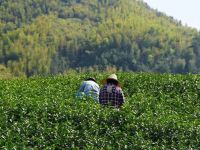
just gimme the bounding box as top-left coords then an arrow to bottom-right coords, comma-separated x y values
0,0 -> 200,76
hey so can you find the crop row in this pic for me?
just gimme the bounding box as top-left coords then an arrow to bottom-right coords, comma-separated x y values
0,73 -> 199,149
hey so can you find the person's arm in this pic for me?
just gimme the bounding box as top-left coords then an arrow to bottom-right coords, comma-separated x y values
118,89 -> 125,107
79,82 -> 85,92
99,86 -> 107,105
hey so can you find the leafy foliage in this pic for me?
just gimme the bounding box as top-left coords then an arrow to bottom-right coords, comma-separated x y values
0,64 -> 13,79
0,72 -> 199,149
0,0 -> 200,77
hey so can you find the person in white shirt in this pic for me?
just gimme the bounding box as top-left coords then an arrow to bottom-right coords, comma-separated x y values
76,77 -> 100,102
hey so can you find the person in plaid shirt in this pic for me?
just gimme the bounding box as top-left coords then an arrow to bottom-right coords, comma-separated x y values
99,74 -> 125,108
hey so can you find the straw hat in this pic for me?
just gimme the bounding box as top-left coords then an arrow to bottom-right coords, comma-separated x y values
101,74 -> 121,86
107,74 -> 118,82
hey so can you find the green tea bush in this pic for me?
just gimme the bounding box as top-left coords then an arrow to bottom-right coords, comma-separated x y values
0,73 -> 199,149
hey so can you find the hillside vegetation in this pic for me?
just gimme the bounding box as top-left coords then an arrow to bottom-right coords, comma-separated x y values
0,72 -> 199,149
1,0 -> 200,77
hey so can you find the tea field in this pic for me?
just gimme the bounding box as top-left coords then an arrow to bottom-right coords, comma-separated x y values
0,73 -> 199,149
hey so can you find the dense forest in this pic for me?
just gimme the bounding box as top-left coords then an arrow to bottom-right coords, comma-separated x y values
1,0 -> 200,77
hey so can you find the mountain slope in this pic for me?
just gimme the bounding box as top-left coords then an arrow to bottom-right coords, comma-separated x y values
0,0 -> 199,76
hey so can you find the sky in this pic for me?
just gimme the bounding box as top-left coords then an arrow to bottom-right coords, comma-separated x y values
142,0 -> 200,30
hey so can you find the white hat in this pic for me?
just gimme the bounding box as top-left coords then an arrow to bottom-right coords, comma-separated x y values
107,74 -> 118,81
101,74 -> 121,86
107,74 -> 121,86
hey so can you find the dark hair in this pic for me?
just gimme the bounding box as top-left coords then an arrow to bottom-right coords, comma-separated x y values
107,79 -> 118,86
87,77 -> 96,82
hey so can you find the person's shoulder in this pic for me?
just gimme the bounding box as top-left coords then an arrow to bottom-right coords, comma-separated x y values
82,81 -> 88,85
96,83 -> 100,88
101,84 -> 108,90
84,80 -> 92,84
116,86 -> 123,92
85,80 -> 99,86
93,81 -> 99,86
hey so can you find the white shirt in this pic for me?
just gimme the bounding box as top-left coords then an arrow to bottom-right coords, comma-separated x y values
78,80 -> 100,101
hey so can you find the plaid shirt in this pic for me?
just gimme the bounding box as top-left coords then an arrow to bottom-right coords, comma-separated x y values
99,84 -> 125,108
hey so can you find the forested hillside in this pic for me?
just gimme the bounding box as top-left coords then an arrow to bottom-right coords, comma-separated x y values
1,0 -> 200,77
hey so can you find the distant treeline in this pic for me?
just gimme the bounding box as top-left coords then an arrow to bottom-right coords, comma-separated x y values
0,0 -> 200,77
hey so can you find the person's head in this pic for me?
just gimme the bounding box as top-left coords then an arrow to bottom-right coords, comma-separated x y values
106,74 -> 119,86
106,79 -> 118,86
86,77 -> 96,82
